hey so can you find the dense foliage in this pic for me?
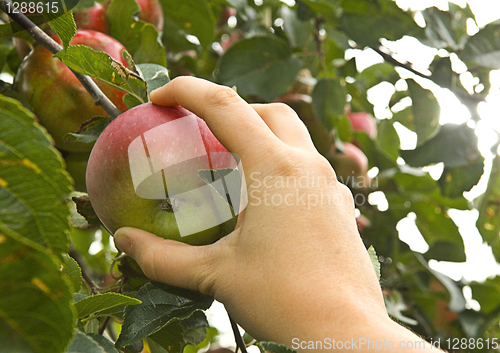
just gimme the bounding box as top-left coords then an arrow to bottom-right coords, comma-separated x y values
1,0 -> 500,352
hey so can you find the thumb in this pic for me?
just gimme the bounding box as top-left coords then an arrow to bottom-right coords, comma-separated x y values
114,227 -> 218,294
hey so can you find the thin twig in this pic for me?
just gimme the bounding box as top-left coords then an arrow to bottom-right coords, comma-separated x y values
1,0 -> 121,118
371,46 -> 430,79
371,45 -> 486,103
228,314 -> 248,353
98,316 -> 111,335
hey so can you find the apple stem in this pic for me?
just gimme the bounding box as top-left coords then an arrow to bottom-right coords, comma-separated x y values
2,0 -> 121,118
228,314 -> 248,353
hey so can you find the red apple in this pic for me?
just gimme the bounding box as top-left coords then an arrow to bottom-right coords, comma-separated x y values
220,32 -> 241,52
347,112 -> 377,139
74,3 -> 109,33
86,103 -> 240,245
329,143 -> 369,188
74,0 -> 163,32
136,0 -> 164,31
16,30 -> 130,152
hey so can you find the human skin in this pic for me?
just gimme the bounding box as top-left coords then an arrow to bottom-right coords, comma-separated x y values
114,77 -> 442,352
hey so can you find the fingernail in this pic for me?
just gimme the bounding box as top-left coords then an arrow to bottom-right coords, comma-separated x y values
114,228 -> 132,254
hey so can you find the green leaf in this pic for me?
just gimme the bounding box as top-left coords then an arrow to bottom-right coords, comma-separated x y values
298,0 -> 339,22
86,334 -> 119,353
390,170 -> 469,210
353,131 -> 397,171
419,7 -> 460,50
136,64 -> 170,98
470,277 -> 500,314
0,44 -> 12,73
72,195 -> 102,227
180,311 -> 209,346
311,78 -> 347,130
429,56 -> 460,91
0,94 -> 72,254
462,22 -> 500,69
355,62 -> 399,91
63,254 -> 82,292
406,79 -> 440,146
400,123 -> 480,168
281,5 -> 314,48
384,290 -> 418,325
107,0 -> 167,66
64,116 -> 113,145
367,246 -> 381,281
415,254 -> 466,312
0,230 -> 75,353
54,45 -> 147,103
7,46 -> 22,74
159,0 -> 216,49
123,94 -> 144,109
0,18 -> 42,39
217,36 -> 302,102
438,158 -> 484,198
259,342 -> 297,353
73,0 -> 95,10
115,282 -> 213,347
477,155 -> 500,261
133,24 -> 167,67
346,82 -> 374,115
411,201 -> 465,262
65,330 -> 109,353
340,0 -> 422,47
148,319 -> 184,353
336,115 -> 353,142
75,292 -> 141,319
182,326 -> 217,353
48,10 -> 76,49
376,120 -> 400,162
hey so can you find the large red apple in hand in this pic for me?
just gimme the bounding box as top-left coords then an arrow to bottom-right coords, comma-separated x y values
16,30 -> 130,152
86,103 -> 244,245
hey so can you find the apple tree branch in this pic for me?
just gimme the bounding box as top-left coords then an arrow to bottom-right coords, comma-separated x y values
1,0 -> 121,118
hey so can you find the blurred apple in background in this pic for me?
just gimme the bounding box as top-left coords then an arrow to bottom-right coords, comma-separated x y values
16,30 -> 130,152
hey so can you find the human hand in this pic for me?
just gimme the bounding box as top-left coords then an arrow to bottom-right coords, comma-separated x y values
114,76 -> 432,351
